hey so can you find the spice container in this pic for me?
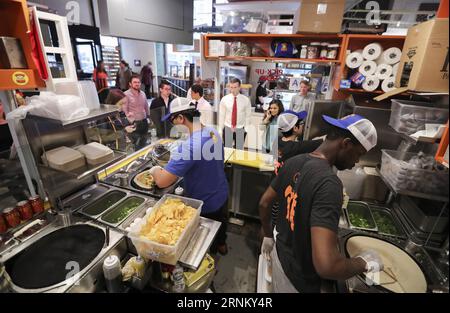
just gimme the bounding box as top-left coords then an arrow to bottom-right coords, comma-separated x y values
307,42 -> 320,59
3,207 -> 21,228
319,42 -> 329,59
16,200 -> 33,221
0,214 -> 7,234
327,44 -> 339,60
29,195 -> 44,214
300,45 -> 308,59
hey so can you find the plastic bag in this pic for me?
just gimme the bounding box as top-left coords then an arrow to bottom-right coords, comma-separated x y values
25,92 -> 89,122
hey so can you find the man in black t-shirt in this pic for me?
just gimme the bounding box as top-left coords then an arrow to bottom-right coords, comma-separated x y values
258,114 -> 383,292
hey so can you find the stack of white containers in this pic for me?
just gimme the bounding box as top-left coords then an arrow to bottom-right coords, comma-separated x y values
345,42 -> 402,92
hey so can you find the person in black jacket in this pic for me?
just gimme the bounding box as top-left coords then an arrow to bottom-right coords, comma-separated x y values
150,80 -> 175,138
274,110 -> 323,175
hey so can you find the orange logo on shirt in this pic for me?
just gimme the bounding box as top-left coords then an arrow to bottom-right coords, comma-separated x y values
284,185 -> 298,231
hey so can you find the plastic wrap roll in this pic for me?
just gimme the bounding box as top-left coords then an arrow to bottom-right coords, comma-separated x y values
362,43 -> 383,60
346,50 -> 364,69
359,60 -> 377,76
382,77 -> 396,92
375,64 -> 393,80
382,47 -> 402,65
362,75 -> 380,92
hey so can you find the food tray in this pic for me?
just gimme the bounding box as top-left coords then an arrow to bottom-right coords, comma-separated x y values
128,194 -> 202,265
99,196 -> 146,228
79,190 -> 127,219
369,206 -> 407,239
345,201 -> 378,232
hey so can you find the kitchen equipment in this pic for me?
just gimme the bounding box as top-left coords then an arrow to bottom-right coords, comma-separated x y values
0,37 -> 27,69
399,196 -> 448,234
369,206 -> 407,239
4,224 -> 105,290
99,196 -> 146,227
62,184 -> 110,212
345,235 -> 427,293
79,190 -> 127,219
345,201 -> 378,232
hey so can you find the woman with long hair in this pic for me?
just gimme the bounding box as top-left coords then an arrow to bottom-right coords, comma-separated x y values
93,60 -> 108,91
262,99 -> 284,153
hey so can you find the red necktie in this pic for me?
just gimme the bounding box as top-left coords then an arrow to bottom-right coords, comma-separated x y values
232,96 -> 237,130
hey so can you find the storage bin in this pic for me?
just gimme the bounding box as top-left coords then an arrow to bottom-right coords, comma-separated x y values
76,142 -> 114,165
54,81 -> 100,111
42,146 -> 86,171
380,150 -> 449,196
128,194 -> 202,265
389,99 -> 448,135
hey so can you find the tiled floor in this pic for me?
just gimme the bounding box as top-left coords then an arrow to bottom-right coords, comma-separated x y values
212,218 -> 262,293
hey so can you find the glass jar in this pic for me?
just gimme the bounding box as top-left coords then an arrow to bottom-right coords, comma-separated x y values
327,44 -> 339,60
3,207 -> 21,228
29,195 -> 44,214
307,42 -> 320,59
17,200 -> 33,221
300,45 -> 308,59
0,214 -> 7,234
319,42 -> 329,59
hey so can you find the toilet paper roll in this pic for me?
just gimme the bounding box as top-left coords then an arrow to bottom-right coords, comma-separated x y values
362,75 -> 380,92
381,47 -> 402,65
359,60 -> 377,77
346,50 -> 364,69
382,77 -> 396,92
375,63 -> 393,80
362,43 -> 383,61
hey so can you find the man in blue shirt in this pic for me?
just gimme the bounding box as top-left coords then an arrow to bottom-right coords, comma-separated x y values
150,97 -> 229,255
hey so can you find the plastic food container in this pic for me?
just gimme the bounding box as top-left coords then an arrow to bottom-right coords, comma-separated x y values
54,81 -> 100,111
100,196 -> 145,227
327,44 -> 339,60
42,146 -> 86,172
128,194 -> 202,265
307,42 -> 320,59
80,190 -> 127,218
380,150 -> 449,196
345,201 -> 378,232
76,142 -> 114,166
389,99 -> 449,135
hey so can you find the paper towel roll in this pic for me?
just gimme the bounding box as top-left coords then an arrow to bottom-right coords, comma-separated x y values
375,64 -> 393,80
362,75 -> 380,92
346,50 -> 364,69
359,60 -> 377,76
392,63 -> 400,78
382,77 -> 396,92
381,47 -> 402,65
362,43 -> 383,61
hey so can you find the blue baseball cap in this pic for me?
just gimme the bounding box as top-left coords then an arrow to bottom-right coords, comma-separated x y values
322,114 -> 378,151
278,110 -> 308,132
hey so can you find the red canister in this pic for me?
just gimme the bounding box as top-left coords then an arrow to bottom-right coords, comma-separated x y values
3,207 -> 21,228
17,200 -> 33,221
0,214 -> 8,234
29,195 -> 44,214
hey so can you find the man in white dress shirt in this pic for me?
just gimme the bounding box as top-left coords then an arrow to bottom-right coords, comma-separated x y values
190,84 -> 213,127
219,78 -> 251,150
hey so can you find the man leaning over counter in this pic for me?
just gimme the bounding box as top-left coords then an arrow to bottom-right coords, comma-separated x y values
149,98 -> 229,255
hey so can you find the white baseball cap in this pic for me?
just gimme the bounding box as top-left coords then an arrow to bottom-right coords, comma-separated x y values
322,114 -> 378,151
161,97 -> 197,122
278,110 -> 308,132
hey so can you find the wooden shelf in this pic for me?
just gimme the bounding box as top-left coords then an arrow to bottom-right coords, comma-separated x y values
205,56 -> 340,63
0,0 -> 46,90
203,33 -> 346,66
340,88 -> 384,94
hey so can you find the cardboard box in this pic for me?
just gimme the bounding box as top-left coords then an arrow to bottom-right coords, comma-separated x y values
376,18 -> 449,101
293,0 -> 345,34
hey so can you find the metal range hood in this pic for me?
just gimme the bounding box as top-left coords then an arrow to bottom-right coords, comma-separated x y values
96,0 -> 194,45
